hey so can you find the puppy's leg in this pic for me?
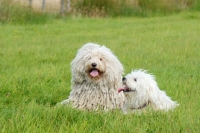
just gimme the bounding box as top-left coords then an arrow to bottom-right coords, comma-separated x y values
122,103 -> 128,114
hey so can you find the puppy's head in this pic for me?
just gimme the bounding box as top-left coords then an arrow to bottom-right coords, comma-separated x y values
118,73 -> 137,95
118,70 -> 155,96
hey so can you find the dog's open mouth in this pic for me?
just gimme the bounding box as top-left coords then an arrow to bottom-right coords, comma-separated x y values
89,68 -> 101,77
118,86 -> 134,93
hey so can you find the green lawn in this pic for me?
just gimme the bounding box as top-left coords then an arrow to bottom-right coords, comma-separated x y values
0,12 -> 200,132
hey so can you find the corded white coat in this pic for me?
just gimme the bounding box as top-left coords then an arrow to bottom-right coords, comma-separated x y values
61,43 -> 125,111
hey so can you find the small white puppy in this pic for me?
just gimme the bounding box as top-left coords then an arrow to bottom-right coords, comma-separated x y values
118,70 -> 179,114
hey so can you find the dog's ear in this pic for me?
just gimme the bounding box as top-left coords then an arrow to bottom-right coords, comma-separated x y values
71,65 -> 84,83
107,57 -> 124,80
70,56 -> 85,83
71,74 -> 84,83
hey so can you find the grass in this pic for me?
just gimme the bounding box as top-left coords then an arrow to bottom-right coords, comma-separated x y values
1,12 -> 200,132
0,0 -> 57,24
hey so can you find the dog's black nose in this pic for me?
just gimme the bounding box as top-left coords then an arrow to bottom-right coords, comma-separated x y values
92,63 -> 97,67
122,77 -> 126,81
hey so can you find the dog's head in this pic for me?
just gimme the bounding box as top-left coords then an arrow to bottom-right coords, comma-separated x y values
118,70 -> 156,96
85,52 -> 106,79
118,73 -> 138,95
71,43 -> 124,83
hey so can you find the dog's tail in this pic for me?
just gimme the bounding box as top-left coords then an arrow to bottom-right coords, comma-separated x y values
151,90 -> 179,111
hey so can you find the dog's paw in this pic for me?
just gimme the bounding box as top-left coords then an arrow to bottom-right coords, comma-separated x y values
61,99 -> 70,105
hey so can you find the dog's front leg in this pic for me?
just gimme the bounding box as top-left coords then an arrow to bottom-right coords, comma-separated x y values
61,99 -> 70,105
122,103 -> 128,114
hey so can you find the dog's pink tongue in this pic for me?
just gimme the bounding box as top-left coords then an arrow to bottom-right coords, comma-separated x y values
118,87 -> 127,93
90,70 -> 99,77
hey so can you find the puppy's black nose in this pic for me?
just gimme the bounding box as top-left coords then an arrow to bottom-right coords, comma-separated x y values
92,63 -> 97,67
122,77 -> 126,81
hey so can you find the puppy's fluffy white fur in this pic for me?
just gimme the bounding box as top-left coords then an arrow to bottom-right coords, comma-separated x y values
61,43 -> 125,111
118,70 -> 179,114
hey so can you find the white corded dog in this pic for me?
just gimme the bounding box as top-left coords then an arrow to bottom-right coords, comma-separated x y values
61,43 -> 125,111
118,69 -> 179,114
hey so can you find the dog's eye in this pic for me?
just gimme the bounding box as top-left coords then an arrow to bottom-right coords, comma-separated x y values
88,57 -> 91,60
134,78 -> 137,82
100,58 -> 102,61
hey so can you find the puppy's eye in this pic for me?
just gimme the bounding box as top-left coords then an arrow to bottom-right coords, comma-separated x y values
88,57 -> 91,60
100,58 -> 102,61
134,78 -> 137,82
